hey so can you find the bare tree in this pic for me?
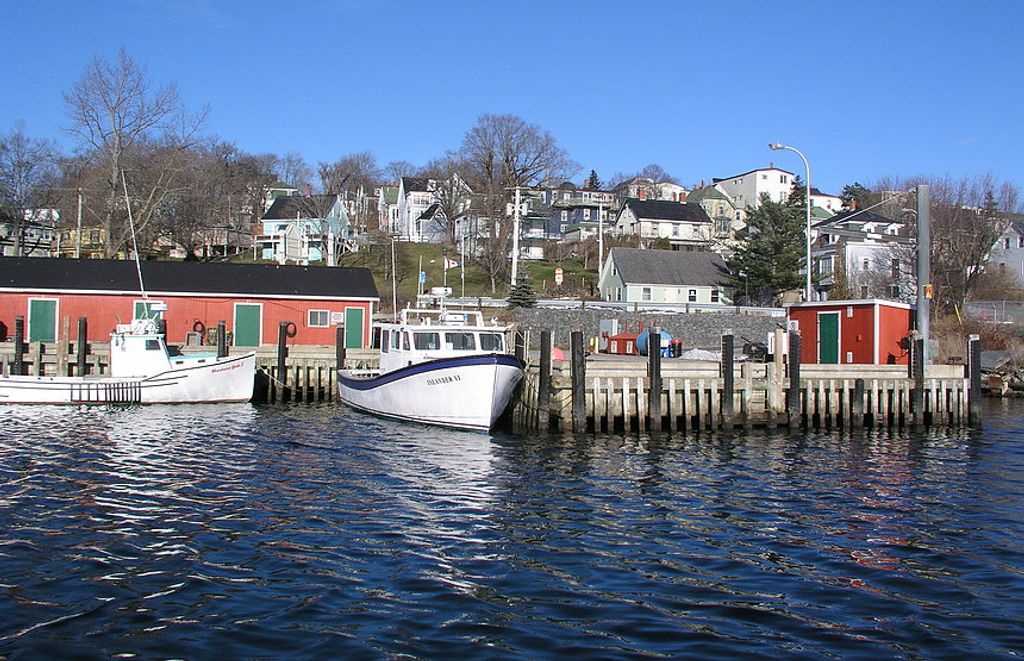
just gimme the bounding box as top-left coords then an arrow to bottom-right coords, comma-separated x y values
871,174 -> 1020,311
319,151 -> 381,194
460,113 -> 578,193
62,48 -> 208,257
276,152 -> 313,191
384,160 -> 419,183
459,114 -> 578,291
0,123 -> 60,255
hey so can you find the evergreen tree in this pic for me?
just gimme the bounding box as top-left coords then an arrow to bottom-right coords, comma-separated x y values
507,272 -> 537,308
727,194 -> 805,305
840,182 -> 871,209
585,169 -> 602,190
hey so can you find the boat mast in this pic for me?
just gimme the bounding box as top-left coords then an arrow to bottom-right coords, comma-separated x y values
121,170 -> 148,304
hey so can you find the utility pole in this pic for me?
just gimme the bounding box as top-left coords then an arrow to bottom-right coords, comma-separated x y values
76,189 -> 83,259
511,186 -> 521,284
916,184 -> 931,364
598,202 -> 604,290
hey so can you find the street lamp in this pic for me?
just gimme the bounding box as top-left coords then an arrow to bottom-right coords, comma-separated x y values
769,142 -> 812,301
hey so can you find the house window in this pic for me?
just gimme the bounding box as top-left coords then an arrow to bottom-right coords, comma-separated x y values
616,287 -> 622,301
1005,237 -> 1011,249
1018,236 -> 1024,249
862,258 -> 870,270
688,289 -> 697,302
781,175 -> 788,184
888,284 -> 900,298
308,309 -> 330,327
735,211 -> 742,221
90,230 -> 100,243
860,285 -> 869,298
890,258 -> 900,279
711,289 -> 720,303
762,174 -> 768,180
583,208 -> 591,220
642,287 -> 652,301
717,204 -> 724,216
672,224 -> 679,237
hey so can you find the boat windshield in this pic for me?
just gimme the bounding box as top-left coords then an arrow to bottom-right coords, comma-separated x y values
480,333 -> 504,352
445,332 -> 475,351
414,332 -> 440,350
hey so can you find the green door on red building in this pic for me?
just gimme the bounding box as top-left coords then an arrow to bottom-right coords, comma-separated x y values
818,312 -> 840,364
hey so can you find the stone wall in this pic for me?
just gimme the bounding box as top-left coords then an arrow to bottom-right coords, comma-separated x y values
512,307 -> 783,351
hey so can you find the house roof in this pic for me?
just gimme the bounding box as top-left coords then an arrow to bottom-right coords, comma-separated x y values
401,177 -> 429,193
712,165 -> 796,182
609,248 -> 730,287
0,257 -> 379,300
621,199 -> 711,223
263,195 -> 338,220
686,186 -> 732,204
381,186 -> 399,205
814,209 -> 898,229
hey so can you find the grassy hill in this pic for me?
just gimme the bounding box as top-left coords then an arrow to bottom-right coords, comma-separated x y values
338,242 -> 599,310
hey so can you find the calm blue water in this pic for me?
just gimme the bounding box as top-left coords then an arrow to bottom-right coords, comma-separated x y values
1,401 -> 1023,659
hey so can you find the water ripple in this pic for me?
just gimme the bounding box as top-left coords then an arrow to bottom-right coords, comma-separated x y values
1,403 -> 1023,658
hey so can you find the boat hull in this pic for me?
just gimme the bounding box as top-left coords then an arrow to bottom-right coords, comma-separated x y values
337,354 -> 524,431
0,353 -> 257,405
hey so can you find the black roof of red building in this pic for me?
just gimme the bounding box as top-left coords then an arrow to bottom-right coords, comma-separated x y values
0,257 -> 379,300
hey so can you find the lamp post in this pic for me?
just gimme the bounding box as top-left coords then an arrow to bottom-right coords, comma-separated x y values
769,143 -> 812,301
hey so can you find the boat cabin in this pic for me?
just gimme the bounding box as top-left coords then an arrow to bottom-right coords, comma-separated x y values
375,308 -> 510,372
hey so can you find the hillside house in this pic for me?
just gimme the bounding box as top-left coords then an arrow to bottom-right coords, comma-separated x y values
599,247 -> 732,305
613,199 -> 714,251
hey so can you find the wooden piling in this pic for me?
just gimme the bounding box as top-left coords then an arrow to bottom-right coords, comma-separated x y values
721,329 -> 735,430
852,378 -> 865,428
76,317 -> 88,376
13,315 -> 24,376
647,328 -> 662,432
216,321 -> 228,358
538,330 -> 552,431
277,321 -> 290,402
968,334 -> 982,427
571,330 -> 586,432
787,330 -> 801,430
336,324 -> 346,370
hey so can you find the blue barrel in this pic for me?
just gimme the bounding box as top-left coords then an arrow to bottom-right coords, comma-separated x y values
636,328 -> 673,355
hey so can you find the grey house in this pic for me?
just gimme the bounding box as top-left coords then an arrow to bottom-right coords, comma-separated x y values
598,247 -> 732,305
987,220 -> 1024,284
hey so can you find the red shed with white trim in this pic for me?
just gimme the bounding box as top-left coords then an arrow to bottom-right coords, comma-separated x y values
786,299 -> 914,365
0,258 -> 379,348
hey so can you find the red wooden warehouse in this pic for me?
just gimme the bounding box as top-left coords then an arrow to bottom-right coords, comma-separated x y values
0,258 -> 379,348
786,299 -> 914,365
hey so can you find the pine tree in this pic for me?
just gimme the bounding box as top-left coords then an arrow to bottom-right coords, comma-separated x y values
727,194 -> 805,305
507,273 -> 537,308
585,169 -> 602,190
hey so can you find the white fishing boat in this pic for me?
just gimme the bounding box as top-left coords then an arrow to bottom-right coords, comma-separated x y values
0,311 -> 256,405
0,171 -> 256,405
337,302 -> 524,432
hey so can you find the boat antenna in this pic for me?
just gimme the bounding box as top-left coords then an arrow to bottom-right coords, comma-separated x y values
121,170 -> 149,305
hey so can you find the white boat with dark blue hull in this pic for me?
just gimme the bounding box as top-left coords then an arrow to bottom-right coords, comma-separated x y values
337,305 -> 524,431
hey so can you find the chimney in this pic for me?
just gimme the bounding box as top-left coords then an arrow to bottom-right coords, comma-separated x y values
850,198 -> 857,211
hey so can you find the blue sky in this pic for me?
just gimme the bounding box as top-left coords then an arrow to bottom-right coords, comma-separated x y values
5,1 -> 1023,197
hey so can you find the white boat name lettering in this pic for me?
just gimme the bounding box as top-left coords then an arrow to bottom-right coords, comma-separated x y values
426,374 -> 462,386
